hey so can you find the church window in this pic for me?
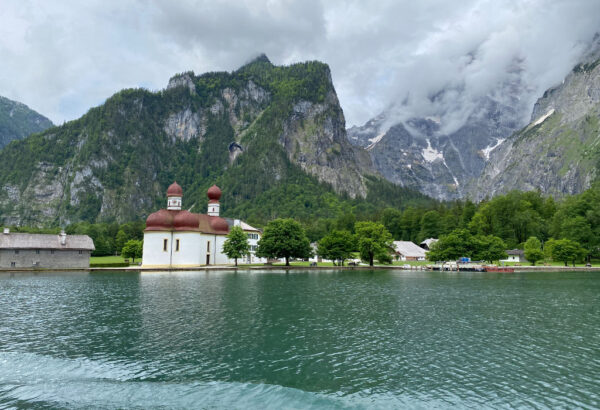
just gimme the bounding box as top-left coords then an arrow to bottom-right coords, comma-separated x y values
207,241 -> 211,253
176,239 -> 180,251
163,239 -> 168,251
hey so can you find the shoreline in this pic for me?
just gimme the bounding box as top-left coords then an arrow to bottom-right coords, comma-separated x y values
1,265 -> 600,273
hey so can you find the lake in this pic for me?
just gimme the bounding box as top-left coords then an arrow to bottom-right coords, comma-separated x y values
0,270 -> 598,409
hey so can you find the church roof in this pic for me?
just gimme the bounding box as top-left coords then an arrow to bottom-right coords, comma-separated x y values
207,185 -> 222,203
146,182 -> 228,234
145,209 -> 229,234
0,233 -> 95,250
167,181 -> 183,197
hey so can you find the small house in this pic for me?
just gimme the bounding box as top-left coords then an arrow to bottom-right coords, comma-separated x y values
393,241 -> 427,261
501,249 -> 527,263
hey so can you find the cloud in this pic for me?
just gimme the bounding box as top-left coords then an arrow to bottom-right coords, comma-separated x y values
0,0 -> 598,130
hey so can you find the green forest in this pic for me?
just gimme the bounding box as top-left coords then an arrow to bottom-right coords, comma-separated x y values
9,183 -> 600,264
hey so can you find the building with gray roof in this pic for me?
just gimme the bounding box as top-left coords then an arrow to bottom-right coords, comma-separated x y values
0,229 -> 95,269
393,241 -> 427,261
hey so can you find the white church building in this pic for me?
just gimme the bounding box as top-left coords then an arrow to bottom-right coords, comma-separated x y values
142,182 -> 265,268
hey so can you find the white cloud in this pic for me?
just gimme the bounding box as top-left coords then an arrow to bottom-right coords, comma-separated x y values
0,0 -> 598,129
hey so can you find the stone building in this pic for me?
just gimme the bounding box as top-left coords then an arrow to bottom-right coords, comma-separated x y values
142,182 -> 265,268
0,229 -> 95,269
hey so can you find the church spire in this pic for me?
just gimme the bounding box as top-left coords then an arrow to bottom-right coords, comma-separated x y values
166,182 -> 182,211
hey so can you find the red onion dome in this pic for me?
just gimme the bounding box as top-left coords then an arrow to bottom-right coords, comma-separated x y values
145,209 -> 174,230
210,216 -> 229,233
167,181 -> 183,197
207,185 -> 222,202
173,210 -> 199,231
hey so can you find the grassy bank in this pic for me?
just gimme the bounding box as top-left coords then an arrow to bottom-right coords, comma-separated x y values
90,255 -> 140,266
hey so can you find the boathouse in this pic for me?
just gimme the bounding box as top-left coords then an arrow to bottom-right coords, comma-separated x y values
0,229 -> 95,269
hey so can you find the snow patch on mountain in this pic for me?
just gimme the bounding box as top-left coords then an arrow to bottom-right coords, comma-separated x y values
532,108 -> 555,126
482,138 -> 506,160
422,139 -> 443,162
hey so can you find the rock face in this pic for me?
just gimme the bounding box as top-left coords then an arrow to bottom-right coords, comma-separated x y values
280,89 -> 372,198
0,56 -> 375,226
471,45 -> 600,200
348,95 -> 524,200
0,96 -> 53,148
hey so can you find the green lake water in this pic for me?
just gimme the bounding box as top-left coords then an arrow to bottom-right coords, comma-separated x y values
0,270 -> 598,409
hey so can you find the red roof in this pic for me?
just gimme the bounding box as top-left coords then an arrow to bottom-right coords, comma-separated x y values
173,210 -> 199,231
145,209 -> 229,234
167,181 -> 183,197
207,185 -> 222,202
146,182 -> 228,234
145,209 -> 176,231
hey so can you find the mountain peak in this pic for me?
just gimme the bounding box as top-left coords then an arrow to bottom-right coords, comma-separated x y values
248,53 -> 272,65
237,53 -> 273,72
0,95 -> 54,148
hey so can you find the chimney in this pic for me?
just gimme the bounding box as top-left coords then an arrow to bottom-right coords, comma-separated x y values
60,230 -> 67,245
3,228 -> 9,234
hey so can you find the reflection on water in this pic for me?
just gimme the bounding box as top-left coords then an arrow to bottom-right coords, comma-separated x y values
1,270 -> 599,408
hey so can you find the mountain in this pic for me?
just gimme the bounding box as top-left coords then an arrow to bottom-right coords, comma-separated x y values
347,92 -> 525,200
0,55 -> 427,227
0,96 -> 53,148
471,41 -> 600,200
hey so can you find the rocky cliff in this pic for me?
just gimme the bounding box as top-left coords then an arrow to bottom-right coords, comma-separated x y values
0,56 -> 409,226
0,96 -> 53,148
471,46 -> 600,200
348,94 -> 525,200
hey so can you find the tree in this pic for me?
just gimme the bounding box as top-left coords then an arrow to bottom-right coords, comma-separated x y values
317,230 -> 355,266
355,221 -> 393,266
223,226 -> 250,266
524,236 -> 544,266
473,235 -> 507,263
122,239 -> 143,263
335,212 -> 356,233
426,229 -> 476,261
550,238 -> 586,267
560,216 -> 595,262
92,237 -> 113,257
418,210 -> 442,242
256,219 -> 311,266
115,230 -> 128,255
381,208 -> 403,239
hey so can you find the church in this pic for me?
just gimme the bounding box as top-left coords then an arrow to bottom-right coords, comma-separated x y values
142,182 -> 264,268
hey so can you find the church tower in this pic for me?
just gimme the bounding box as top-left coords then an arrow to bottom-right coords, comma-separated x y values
207,185 -> 221,216
166,181 -> 183,211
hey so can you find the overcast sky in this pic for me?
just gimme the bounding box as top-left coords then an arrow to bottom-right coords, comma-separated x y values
0,0 -> 598,129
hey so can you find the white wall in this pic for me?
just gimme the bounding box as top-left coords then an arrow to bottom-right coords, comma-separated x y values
171,232 -> 204,266
142,232 -> 173,267
143,231 -> 231,267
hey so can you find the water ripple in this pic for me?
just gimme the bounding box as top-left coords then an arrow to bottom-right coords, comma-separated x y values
0,270 -> 598,408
